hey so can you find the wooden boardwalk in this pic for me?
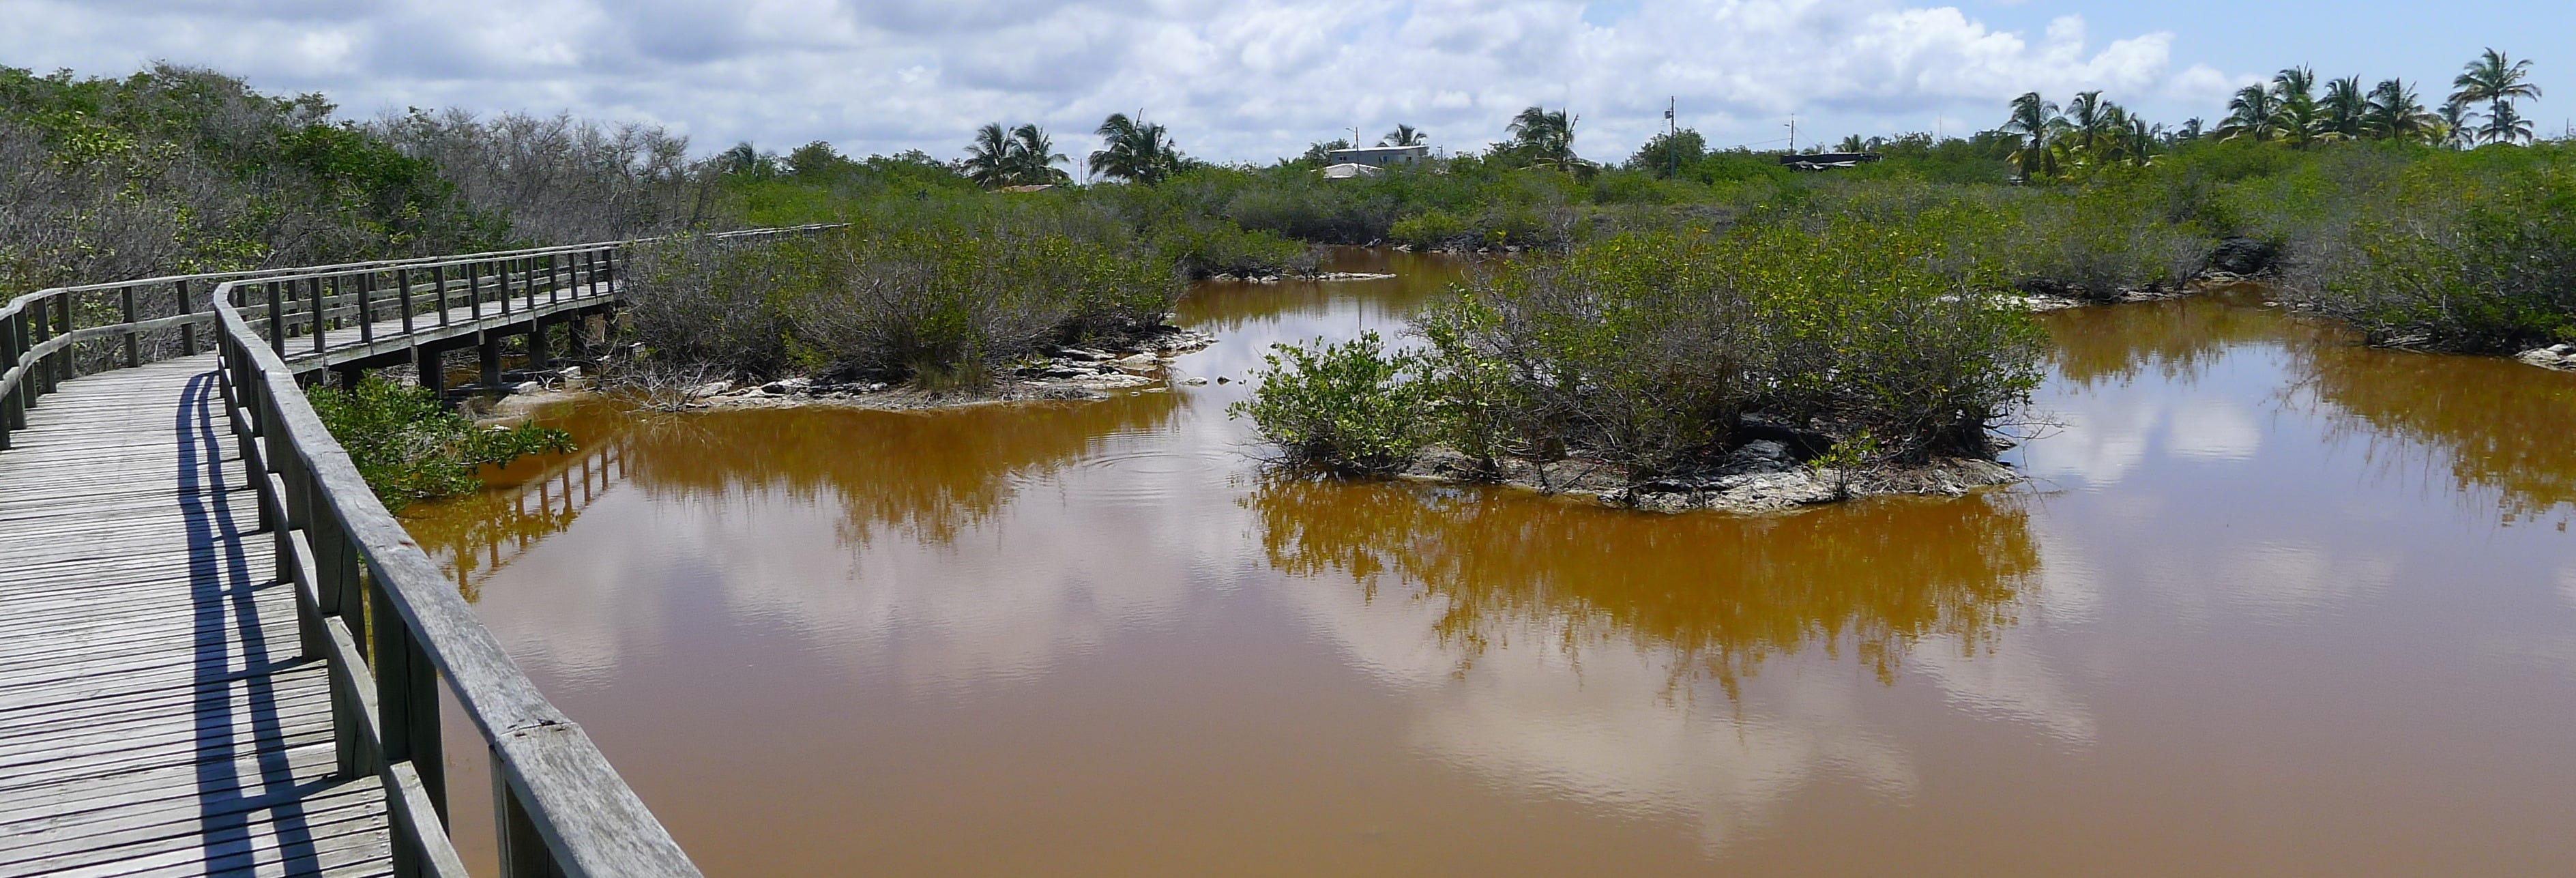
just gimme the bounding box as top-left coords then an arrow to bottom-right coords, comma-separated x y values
0,229 -> 828,877
0,357 -> 392,877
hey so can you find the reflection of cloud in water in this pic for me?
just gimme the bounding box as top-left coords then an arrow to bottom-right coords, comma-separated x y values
2166,397 -> 2264,462
2121,539 -> 2395,626
1910,630 -> 2095,744
1293,579 -> 1916,851
2026,390 -> 2266,486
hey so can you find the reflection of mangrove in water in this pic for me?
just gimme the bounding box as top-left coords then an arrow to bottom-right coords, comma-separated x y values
2038,289 -> 2298,389
1250,477 -> 2038,697
2288,342 -> 2576,524
405,391 -> 1183,596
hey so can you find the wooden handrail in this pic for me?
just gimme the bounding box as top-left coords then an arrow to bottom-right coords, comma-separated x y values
1,223 -> 842,874
0,224 -> 840,447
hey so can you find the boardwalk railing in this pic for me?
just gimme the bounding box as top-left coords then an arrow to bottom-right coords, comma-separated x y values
1,224 -> 838,876
0,224 -> 837,448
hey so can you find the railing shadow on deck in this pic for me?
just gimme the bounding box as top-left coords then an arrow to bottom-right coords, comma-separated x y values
179,371 -> 325,873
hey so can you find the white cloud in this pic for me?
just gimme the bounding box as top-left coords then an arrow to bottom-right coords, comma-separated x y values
0,0 -> 2242,162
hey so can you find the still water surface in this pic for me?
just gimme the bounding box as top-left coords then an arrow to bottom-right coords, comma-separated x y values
407,250 -> 2576,875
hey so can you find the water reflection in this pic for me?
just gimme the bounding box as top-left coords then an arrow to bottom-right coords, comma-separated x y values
2041,288 -> 2290,390
1175,248 -> 1469,333
1252,476 -> 2036,695
2289,342 -> 2576,524
408,392 -> 1185,597
406,433 -> 631,600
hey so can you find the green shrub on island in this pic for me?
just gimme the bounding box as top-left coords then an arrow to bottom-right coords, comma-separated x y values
1225,331 -> 1432,475
308,377 -> 574,510
1233,224 -> 2047,480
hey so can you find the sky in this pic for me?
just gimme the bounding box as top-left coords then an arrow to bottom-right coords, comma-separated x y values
0,0 -> 2564,165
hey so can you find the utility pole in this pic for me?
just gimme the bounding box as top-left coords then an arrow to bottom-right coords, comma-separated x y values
1666,96 -> 1678,178
1785,113 -> 1796,154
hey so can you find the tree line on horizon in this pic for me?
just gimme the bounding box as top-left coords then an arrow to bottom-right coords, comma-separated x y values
727,46 -> 2548,192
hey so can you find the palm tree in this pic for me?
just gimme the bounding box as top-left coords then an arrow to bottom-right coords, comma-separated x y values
961,123 -> 1072,188
961,123 -> 1013,187
2478,100 -> 2534,145
1506,106 -> 1581,170
2064,90 -> 2109,157
2221,85 -> 2281,142
2450,48 -> 2542,144
2437,100 -> 2476,149
2003,91 -> 2063,181
1008,124 -> 1070,185
2321,76 -> 2368,139
719,141 -> 775,178
2175,117 -> 2205,142
2272,66 -> 2322,146
1089,113 -> 1182,184
2363,79 -> 2437,142
1379,124 -> 1425,147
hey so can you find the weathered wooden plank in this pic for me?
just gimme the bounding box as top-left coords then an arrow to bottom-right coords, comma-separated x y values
1,788 -> 387,877
0,738 -> 340,827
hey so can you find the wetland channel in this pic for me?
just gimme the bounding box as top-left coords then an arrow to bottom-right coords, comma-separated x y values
403,248 -> 2576,876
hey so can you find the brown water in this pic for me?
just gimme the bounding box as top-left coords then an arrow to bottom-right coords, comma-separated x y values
405,251 -> 2576,875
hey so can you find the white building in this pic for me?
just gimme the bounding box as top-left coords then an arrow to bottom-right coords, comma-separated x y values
1323,145 -> 1430,169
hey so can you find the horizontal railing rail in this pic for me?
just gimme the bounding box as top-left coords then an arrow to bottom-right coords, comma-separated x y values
0,224 -> 838,449
1,222 -> 841,875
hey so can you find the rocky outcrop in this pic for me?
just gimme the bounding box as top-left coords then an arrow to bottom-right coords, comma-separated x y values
2203,237 -> 2279,278
2517,343 -> 2576,372
1395,439 -> 2022,516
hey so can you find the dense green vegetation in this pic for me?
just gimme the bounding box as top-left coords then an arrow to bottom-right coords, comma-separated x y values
0,64 -> 697,293
625,214 -> 1184,384
308,377 -> 574,510
1233,222 -> 2048,478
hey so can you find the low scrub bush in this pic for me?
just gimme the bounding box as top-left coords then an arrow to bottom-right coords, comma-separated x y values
624,218 -> 1184,385
309,377 -> 574,510
1227,331 -> 1431,474
1233,224 -> 2047,479
2298,151 -> 2576,351
2000,185 -> 2211,299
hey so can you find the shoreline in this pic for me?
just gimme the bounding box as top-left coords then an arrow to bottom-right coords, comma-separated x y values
1388,445 -> 2022,515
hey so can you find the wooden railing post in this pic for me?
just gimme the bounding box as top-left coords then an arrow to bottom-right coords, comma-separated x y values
48,293 -> 71,385
433,265 -> 452,327
468,263 -> 484,321
498,259 -> 515,317
357,273 -> 376,343
398,269 -> 417,335
0,310 -> 18,447
120,285 -> 139,368
492,766 -> 561,878
375,572 -> 448,878
177,278 -> 199,356
267,282 -> 286,354
312,276 -> 330,355
27,297 -> 51,402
